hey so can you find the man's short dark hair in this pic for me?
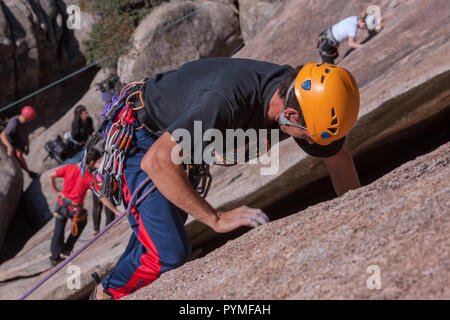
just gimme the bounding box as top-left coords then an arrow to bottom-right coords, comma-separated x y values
277,65 -> 306,126
86,149 -> 101,164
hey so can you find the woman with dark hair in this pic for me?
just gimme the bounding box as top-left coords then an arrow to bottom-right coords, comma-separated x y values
71,105 -> 94,146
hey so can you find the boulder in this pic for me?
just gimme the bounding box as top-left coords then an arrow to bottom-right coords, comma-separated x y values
126,142 -> 450,300
0,147 -> 23,250
117,0 -> 242,83
0,0 -> 84,111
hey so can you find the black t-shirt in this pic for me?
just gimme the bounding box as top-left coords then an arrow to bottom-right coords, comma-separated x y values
142,57 -> 344,162
71,117 -> 94,144
3,116 -> 29,151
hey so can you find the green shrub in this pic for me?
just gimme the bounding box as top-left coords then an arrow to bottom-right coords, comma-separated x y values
83,0 -> 168,68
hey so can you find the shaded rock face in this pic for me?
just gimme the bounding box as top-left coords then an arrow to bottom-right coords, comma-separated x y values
0,146 -> 23,250
0,165 -> 130,300
117,0 -> 242,83
25,68 -> 111,175
0,0 -> 84,111
0,167 -> 200,299
126,142 -> 450,300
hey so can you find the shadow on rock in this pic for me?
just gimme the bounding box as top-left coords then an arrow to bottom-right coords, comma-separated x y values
0,178 -> 52,264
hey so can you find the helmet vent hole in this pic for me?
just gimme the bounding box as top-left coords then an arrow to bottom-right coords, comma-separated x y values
316,63 -> 323,67
331,118 -> 338,125
321,75 -> 325,83
325,68 -> 331,73
331,108 -> 336,117
328,128 -> 338,134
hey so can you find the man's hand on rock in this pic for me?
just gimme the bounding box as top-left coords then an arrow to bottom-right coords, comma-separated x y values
213,206 -> 270,233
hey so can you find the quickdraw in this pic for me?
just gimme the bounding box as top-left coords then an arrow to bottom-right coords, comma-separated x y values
96,108 -> 137,206
82,80 -> 214,208
83,81 -> 146,206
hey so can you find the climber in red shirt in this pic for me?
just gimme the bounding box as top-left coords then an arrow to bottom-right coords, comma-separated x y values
48,149 -> 120,266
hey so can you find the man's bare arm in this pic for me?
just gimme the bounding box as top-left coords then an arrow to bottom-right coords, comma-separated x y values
323,147 -> 361,196
100,197 -> 122,216
48,171 -> 62,197
0,132 -> 14,156
141,132 -> 269,233
348,37 -> 362,49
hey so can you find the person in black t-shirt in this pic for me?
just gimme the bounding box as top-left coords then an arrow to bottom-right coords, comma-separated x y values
70,105 -> 94,146
1,106 -> 38,178
66,105 -> 95,158
94,58 -> 361,300
139,58 -> 360,197
71,105 -> 94,146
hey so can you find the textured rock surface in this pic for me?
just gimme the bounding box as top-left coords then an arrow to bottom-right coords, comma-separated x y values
125,142 -> 450,300
238,0 -> 284,42
117,0 -> 242,83
0,0 -> 448,300
0,147 -> 23,250
0,0 -> 84,109
206,0 -> 450,211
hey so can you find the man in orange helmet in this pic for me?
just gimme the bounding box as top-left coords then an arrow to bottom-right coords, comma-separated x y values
1,106 -> 38,179
93,58 -> 361,300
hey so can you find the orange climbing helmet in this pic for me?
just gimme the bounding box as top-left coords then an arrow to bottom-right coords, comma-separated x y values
293,62 -> 360,145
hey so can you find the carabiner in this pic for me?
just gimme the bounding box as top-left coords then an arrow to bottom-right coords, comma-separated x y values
91,182 -> 104,199
112,178 -> 123,207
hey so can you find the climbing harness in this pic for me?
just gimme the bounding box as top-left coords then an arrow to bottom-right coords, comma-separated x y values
55,195 -> 87,237
318,28 -> 339,47
82,80 -> 214,204
317,28 -> 339,59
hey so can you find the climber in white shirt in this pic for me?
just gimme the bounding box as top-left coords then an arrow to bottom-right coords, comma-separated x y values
317,13 -> 382,64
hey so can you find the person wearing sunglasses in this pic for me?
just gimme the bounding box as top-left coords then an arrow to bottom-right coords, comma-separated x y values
275,62 -> 361,196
